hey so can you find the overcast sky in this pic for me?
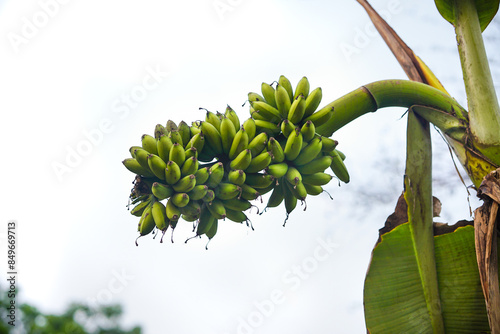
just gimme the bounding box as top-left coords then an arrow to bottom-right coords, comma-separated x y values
1,0 -> 498,333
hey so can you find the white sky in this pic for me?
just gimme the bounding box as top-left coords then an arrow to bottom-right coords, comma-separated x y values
0,0 -> 497,333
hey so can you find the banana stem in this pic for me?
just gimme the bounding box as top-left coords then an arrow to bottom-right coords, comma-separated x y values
454,0 -> 500,153
404,111 -> 445,333
316,80 -> 467,137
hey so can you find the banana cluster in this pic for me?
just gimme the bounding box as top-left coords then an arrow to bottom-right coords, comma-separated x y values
123,75 -> 349,247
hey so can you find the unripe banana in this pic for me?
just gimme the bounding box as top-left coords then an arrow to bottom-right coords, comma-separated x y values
266,183 -> 285,209
296,155 -> 333,175
204,109 -> 222,132
285,166 -> 302,187
171,192 -> 190,208
154,124 -> 168,139
141,134 -> 158,155
220,116 -> 236,155
230,149 -> 252,171
165,160 -> 182,185
300,120 -> 316,142
202,189 -> 216,203
303,87 -> 322,118
266,162 -> 288,178
188,184 -> 209,200
242,118 -> 256,142
185,132 -> 205,153
222,197 -> 252,212
275,84 -> 292,119
173,174 -> 197,192
248,92 -> 266,103
239,183 -> 260,201
302,172 -> 333,186
166,197 -> 181,221
205,219 -> 218,244
321,137 -> 338,152
185,147 -> 198,160
194,166 -> 210,185
289,181 -> 307,201
182,213 -> 200,222
157,135 -> 174,163
248,132 -> 268,157
201,121 -> 223,156
304,183 -> 324,196
134,148 -> 153,172
147,154 -> 167,180
123,158 -> 155,177
229,127 -> 249,160
283,183 -> 297,220
207,198 -> 226,219
278,75 -> 294,102
178,121 -> 191,146
169,142 -> 186,167
166,120 -> 178,132
228,169 -> 246,186
138,205 -> 155,236
130,198 -> 152,217
251,101 -> 282,123
152,201 -> 168,231
303,105 -> 334,127
169,129 -> 184,146
293,76 -> 310,100
151,182 -> 174,200
129,146 -> 142,158
245,173 -> 275,189
181,156 -> 199,176
225,105 -> 240,131
329,150 -> 350,183
254,119 -> 281,137
225,208 -> 249,223
207,162 -> 224,188
288,94 -> 306,124
215,182 -> 242,200
284,128 -> 303,161
190,121 -> 202,136
195,206 -> 217,236
246,151 -> 272,173
261,82 -> 277,108
267,137 -> 285,163
180,200 -> 202,217
335,149 -> 346,161
294,137 -> 322,166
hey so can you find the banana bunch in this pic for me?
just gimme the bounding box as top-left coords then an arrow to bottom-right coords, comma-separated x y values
123,75 -> 350,247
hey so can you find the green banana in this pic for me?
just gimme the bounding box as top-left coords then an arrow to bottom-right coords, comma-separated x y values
123,158 -> 155,177
169,142 -> 186,167
134,148 -> 153,172
138,205 -> 155,236
151,182 -> 174,200
178,121 -> 191,146
220,116 -> 236,155
165,160 -> 181,185
225,105 -> 240,131
229,127 -> 249,160
157,135 -> 174,163
267,137 -> 285,163
185,147 -> 198,160
222,197 -> 253,212
151,201 -> 168,231
285,166 -> 302,187
261,82 -> 277,108
300,120 -> 315,142
169,129 -> 184,146
227,169 -> 246,186
239,183 -> 260,201
166,120 -> 178,132
275,84 -> 292,119
304,183 -> 324,196
288,94 -> 306,124
278,75 -> 294,103
254,119 -> 280,137
289,180 -> 307,201
130,198 -> 152,217
204,109 -> 222,132
195,206 -> 217,236
205,219 -> 218,245
266,162 -> 288,178
329,150 -> 350,183
296,155 -> 333,175
147,154 -> 167,180
201,121 -> 223,155
302,172 -> 333,186
185,132 -> 205,153
207,162 -> 224,188
181,156 -> 199,176
245,173 -> 275,189
242,118 -> 256,142
194,166 -> 210,184
251,101 -> 282,123
294,136 -> 322,166
179,200 -> 201,217
129,146 -> 142,158
248,132 -> 268,157
230,149 -> 252,171
266,183 -> 285,209
154,124 -> 168,139
171,192 -> 190,208
173,174 -> 197,192
188,184 -> 209,200
283,183 -> 297,224
293,76 -> 310,100
245,151 -> 272,173
321,137 -> 338,152
202,189 -> 216,203
303,105 -> 334,127
284,128 -> 303,161
303,87 -> 322,118
141,134 -> 158,155
206,199 -> 227,219
248,92 -> 266,103
214,182 -> 242,200
225,208 -> 249,223
166,197 -> 181,221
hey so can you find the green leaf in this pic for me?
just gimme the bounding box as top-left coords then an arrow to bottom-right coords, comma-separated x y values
364,223 -> 491,332
435,0 -> 499,31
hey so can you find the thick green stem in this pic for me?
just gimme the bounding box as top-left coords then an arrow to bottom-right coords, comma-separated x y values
455,0 -> 500,149
405,111 -> 444,333
316,79 -> 467,137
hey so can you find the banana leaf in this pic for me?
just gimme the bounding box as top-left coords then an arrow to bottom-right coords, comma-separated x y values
435,0 -> 499,32
364,223 -> 493,332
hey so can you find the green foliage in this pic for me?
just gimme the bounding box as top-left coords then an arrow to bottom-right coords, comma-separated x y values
434,0 -> 499,31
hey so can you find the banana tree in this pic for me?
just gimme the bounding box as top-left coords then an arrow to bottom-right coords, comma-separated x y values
122,0 -> 500,332
312,0 -> 500,332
